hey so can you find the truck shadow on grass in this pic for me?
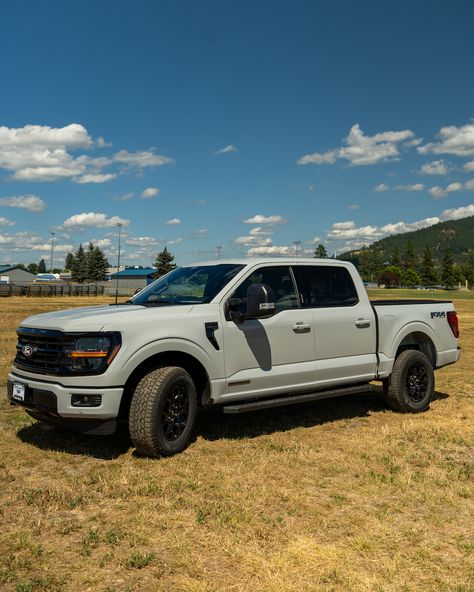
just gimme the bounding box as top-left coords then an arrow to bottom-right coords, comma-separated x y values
16,388 -> 449,459
196,389 -> 449,441
16,423 -> 131,460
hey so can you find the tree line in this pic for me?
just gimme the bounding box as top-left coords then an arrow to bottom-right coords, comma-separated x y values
13,245 -> 178,283
350,241 -> 474,289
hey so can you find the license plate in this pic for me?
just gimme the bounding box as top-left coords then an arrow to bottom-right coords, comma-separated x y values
12,383 -> 26,402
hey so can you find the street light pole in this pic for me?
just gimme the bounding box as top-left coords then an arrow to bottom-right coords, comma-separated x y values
50,231 -> 56,272
115,223 -> 123,305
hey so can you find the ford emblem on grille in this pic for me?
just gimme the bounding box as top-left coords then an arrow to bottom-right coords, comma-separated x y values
22,344 -> 35,358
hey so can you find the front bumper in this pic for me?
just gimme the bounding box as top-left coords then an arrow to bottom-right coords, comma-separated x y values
7,371 -> 124,421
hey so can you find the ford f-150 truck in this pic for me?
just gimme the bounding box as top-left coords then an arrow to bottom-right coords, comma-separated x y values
8,258 -> 460,457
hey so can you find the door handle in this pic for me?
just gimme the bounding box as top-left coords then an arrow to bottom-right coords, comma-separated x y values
292,322 -> 311,333
355,318 -> 371,328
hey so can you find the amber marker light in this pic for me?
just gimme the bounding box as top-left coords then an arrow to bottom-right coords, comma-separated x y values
70,351 -> 108,358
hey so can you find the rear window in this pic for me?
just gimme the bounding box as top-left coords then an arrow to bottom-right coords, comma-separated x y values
292,265 -> 359,308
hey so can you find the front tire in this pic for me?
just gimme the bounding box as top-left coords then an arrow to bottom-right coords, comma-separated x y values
129,366 -> 197,457
384,350 -> 434,413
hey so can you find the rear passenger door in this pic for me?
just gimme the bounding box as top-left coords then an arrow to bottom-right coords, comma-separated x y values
292,264 -> 377,388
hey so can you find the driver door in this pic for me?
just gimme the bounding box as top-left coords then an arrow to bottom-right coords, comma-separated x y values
220,265 -> 316,401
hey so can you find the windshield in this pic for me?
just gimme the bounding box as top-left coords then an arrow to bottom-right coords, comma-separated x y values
130,264 -> 245,305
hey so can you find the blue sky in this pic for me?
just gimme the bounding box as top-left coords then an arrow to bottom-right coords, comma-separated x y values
1,0 -> 474,267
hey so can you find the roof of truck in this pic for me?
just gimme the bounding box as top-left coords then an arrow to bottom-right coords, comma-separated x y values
184,258 -> 350,267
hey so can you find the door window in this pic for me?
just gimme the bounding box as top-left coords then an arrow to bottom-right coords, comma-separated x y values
292,266 -> 359,308
231,266 -> 299,313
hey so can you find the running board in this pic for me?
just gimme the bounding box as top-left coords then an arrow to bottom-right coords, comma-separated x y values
222,384 -> 377,414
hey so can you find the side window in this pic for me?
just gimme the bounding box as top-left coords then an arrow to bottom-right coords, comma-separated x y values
231,266 -> 299,313
292,266 -> 359,308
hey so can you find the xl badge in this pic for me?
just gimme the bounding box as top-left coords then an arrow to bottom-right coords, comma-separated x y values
22,344 -> 35,358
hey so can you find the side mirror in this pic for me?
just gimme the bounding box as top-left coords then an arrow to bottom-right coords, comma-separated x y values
246,284 -> 275,319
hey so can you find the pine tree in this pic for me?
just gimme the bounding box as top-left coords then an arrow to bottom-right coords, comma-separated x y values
314,244 -> 328,258
402,240 -> 417,271
71,244 -> 87,283
402,268 -> 421,287
441,248 -> 456,289
359,248 -> 383,283
86,245 -> 110,282
65,252 -> 74,271
38,259 -> 46,273
391,245 -> 401,268
153,247 -> 176,278
420,246 -> 439,286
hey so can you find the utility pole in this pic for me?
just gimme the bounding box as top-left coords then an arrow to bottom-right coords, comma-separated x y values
216,245 -> 223,259
49,230 -> 56,272
115,223 -> 123,304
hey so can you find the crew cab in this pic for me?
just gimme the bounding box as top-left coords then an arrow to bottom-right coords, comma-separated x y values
7,258 -> 461,457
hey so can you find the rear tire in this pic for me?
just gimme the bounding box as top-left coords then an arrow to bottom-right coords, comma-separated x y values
384,350 -> 434,413
129,366 -> 197,457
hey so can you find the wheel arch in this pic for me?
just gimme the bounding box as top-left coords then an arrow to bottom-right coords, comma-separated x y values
394,330 -> 437,368
119,350 -> 212,420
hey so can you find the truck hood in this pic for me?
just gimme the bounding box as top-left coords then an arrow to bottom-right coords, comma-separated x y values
20,304 -> 194,332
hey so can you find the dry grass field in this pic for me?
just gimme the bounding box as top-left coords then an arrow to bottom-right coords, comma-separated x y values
0,295 -> 473,592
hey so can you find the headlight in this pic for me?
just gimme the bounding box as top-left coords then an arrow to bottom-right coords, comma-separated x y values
67,333 -> 121,373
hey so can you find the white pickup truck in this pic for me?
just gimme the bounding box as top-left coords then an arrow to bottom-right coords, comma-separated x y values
8,258 -> 460,457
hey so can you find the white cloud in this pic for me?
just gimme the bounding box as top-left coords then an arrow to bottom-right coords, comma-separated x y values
0,217 -> 14,226
327,222 -> 382,240
243,214 -> 287,224
308,184 -> 316,191
31,242 -> 73,253
125,236 -> 160,247
441,204 -> 474,220
419,160 -> 450,175
74,173 -> 117,184
463,161 -> 474,172
0,194 -> 45,211
166,218 -> 181,225
393,183 -> 424,191
429,182 -> 463,199
298,124 -> 415,167
113,192 -> 134,201
429,186 -> 448,199
234,235 -> 273,247
141,187 -> 159,199
0,123 -> 92,149
63,212 -> 130,229
298,150 -> 337,165
0,124 -> 175,183
113,150 -> 174,167
374,183 -> 389,192
0,124 -> 95,181
465,179 -> 474,191
214,144 -> 237,155
326,203 -> 474,249
249,226 -> 275,236
418,122 -> 474,156
348,204 -> 359,210
246,245 -> 292,256
91,238 -> 112,249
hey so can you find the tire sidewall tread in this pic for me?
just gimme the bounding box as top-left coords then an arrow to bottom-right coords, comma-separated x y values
385,350 -> 435,413
129,366 -> 197,457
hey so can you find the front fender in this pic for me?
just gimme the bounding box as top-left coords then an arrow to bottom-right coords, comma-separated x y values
120,337 -> 220,382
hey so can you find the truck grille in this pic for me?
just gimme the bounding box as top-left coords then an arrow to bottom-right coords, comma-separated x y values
15,328 -> 76,375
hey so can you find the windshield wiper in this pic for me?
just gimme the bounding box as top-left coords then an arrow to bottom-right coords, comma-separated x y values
140,299 -> 175,306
